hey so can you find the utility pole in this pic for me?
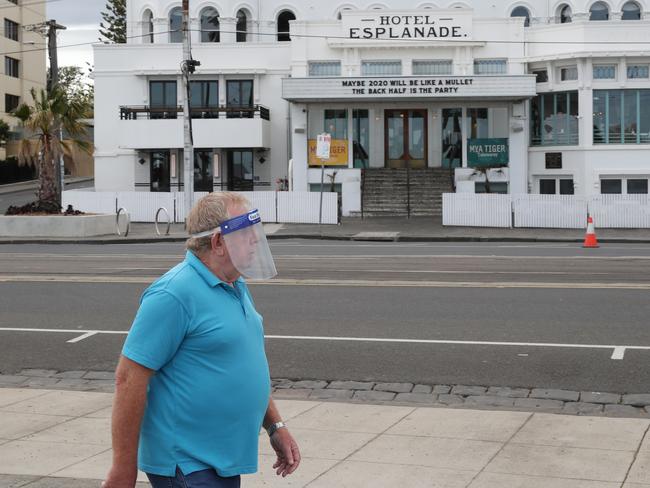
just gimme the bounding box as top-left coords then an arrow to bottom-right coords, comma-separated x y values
181,0 -> 198,221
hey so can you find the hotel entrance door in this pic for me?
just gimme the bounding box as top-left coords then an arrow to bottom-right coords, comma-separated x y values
385,109 -> 428,169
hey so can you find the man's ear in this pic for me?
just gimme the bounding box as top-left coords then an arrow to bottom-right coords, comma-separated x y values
211,232 -> 226,256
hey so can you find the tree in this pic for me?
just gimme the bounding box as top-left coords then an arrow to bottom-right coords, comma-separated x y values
11,88 -> 92,212
99,0 -> 126,44
56,65 -> 94,109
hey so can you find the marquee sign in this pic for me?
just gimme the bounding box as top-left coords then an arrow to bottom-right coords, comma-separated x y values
283,76 -> 537,102
342,10 -> 473,41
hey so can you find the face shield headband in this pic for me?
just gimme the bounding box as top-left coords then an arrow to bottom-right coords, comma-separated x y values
190,209 -> 277,280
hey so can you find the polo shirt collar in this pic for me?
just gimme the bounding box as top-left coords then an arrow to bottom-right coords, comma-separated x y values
185,251 -> 244,288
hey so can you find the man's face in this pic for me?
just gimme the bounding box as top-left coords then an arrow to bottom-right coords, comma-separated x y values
222,205 -> 259,270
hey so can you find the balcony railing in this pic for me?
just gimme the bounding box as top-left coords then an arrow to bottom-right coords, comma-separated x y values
119,105 -> 271,121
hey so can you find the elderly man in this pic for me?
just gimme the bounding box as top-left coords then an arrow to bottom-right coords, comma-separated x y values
103,192 -> 300,488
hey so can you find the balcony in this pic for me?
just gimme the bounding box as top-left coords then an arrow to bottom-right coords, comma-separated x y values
117,105 -> 271,150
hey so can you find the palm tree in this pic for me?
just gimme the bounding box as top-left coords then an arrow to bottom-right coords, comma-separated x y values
12,87 -> 92,212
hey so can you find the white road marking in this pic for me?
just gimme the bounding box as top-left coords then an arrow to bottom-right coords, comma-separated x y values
67,331 -> 99,343
1,275 -> 650,290
0,328 -> 644,361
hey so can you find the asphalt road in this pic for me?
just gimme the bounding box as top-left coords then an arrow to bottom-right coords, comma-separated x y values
1,240 -> 649,393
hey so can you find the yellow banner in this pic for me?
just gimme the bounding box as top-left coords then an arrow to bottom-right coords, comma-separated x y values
308,139 -> 349,167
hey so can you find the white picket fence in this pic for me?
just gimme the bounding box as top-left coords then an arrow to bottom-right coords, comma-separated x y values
513,195 -> 588,229
442,194 -> 512,228
444,194 -> 650,229
62,191 -> 338,225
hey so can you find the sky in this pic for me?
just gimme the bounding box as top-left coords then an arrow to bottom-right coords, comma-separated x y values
47,0 -> 105,68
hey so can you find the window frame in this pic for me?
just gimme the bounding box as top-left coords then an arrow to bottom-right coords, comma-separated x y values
4,18 -> 19,42
308,61 -> 342,77
593,64 -> 617,80
412,59 -> 453,76
4,93 -> 19,113
361,60 -> 402,76
4,56 -> 19,78
627,65 -> 649,79
473,59 -> 507,75
559,66 -> 578,81
200,7 -> 220,43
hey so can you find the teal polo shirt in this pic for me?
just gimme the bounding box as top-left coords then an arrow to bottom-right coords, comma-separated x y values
122,250 -> 271,477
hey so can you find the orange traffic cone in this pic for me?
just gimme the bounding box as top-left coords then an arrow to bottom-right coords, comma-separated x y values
583,216 -> 599,248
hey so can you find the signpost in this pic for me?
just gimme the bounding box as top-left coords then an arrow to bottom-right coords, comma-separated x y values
316,133 -> 331,227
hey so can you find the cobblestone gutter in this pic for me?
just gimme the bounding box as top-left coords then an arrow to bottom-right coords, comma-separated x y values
2,370 -> 650,418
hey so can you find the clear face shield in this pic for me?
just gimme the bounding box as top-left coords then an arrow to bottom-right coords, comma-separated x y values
191,209 -> 277,280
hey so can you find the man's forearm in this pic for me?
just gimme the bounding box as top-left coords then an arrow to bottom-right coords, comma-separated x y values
263,397 -> 282,431
111,357 -> 152,473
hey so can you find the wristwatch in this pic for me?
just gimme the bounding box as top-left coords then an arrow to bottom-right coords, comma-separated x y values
266,421 -> 286,437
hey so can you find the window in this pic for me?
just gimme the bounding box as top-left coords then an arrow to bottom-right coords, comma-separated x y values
150,151 -> 171,192
510,6 -> 531,27
194,150 -> 214,192
142,9 -> 154,43
361,61 -> 401,76
324,109 -> 348,139
601,179 -> 622,194
593,65 -> 616,80
558,4 -> 572,23
5,93 -> 19,113
466,108 -> 488,138
200,7 -> 220,42
628,179 -> 648,194
560,66 -> 578,81
533,70 -> 548,83
621,1 -> 642,20
474,59 -> 506,75
539,179 -> 556,194
413,60 -> 452,75
589,1 -> 610,20
190,81 -> 218,118
353,109 -> 369,168
4,56 -> 19,78
336,7 -> 353,20
4,19 -> 18,41
277,10 -> 296,41
169,7 -> 182,43
530,91 -> 579,146
149,81 -> 177,119
627,65 -> 649,79
308,61 -> 341,77
236,10 -> 247,42
593,90 -> 650,144
226,80 -> 253,118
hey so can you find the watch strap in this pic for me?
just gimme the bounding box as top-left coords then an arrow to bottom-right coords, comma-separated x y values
266,421 -> 286,437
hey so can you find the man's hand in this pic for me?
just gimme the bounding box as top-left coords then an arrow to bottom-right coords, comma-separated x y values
101,465 -> 138,488
270,428 -> 301,477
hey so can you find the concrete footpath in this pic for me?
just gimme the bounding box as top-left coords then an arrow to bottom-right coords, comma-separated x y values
1,387 -> 650,487
3,216 -> 650,245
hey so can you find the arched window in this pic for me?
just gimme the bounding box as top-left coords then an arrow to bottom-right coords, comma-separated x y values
337,7 -> 353,20
511,6 -> 531,27
277,10 -> 296,41
589,1 -> 610,20
169,7 -> 183,43
621,1 -> 642,19
143,9 -> 154,43
200,7 -> 220,42
236,9 -> 248,42
558,4 -> 572,23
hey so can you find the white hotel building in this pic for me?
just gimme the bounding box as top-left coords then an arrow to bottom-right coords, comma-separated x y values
94,0 -> 650,216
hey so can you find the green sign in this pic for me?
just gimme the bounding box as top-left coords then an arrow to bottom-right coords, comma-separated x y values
467,138 -> 509,167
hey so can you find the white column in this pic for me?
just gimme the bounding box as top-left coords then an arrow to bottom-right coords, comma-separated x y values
153,18 -> 168,43
509,101 -> 529,194
220,17 -> 237,44
291,103 -> 309,191
190,16 -> 200,44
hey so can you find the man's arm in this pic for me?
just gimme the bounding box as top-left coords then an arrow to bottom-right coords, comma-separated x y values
102,356 -> 154,488
263,397 -> 301,477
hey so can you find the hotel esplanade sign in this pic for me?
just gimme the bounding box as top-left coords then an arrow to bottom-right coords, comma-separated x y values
342,9 -> 473,41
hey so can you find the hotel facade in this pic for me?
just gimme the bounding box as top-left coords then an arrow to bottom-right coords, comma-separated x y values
94,0 -> 650,216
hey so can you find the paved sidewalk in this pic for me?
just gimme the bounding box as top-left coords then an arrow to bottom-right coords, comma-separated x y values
3,216 -> 650,245
1,388 -> 650,487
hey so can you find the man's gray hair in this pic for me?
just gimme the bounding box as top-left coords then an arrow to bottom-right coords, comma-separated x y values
185,192 -> 251,254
